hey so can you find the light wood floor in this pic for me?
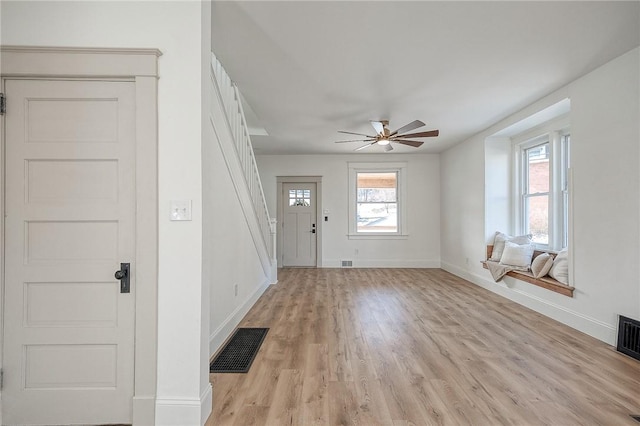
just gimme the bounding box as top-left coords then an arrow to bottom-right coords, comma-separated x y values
207,268 -> 640,425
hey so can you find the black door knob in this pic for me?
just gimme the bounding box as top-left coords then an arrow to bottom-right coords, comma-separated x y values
114,263 -> 130,293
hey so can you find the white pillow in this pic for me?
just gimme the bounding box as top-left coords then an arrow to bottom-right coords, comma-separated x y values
531,253 -> 554,278
499,241 -> 535,269
548,249 -> 569,284
490,231 -> 532,261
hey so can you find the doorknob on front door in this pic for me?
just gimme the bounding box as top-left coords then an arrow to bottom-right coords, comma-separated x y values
115,263 -> 130,293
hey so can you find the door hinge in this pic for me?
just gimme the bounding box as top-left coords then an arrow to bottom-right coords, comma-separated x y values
1,368 -> 4,390
0,93 -> 5,115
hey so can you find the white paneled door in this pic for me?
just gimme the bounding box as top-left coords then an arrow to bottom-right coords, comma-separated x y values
282,182 -> 317,267
3,79 -> 136,425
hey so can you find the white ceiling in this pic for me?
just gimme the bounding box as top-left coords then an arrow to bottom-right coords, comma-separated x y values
212,1 -> 640,155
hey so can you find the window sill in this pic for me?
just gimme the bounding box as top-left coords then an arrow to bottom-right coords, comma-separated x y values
348,233 -> 409,240
481,262 -> 574,297
484,245 -> 574,298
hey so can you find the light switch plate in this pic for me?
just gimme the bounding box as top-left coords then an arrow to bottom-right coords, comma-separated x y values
170,200 -> 192,221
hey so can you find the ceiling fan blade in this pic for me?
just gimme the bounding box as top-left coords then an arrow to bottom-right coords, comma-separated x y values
355,141 -> 377,151
335,139 -> 375,143
384,144 -> 394,152
393,139 -> 424,148
338,130 -> 375,137
390,120 -> 425,136
393,129 -> 439,139
370,121 -> 385,136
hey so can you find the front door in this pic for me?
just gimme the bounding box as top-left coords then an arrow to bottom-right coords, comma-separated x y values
3,79 -> 136,424
282,183 -> 317,267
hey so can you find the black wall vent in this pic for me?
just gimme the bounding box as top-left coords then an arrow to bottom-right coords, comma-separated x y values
617,315 -> 640,361
341,260 -> 353,267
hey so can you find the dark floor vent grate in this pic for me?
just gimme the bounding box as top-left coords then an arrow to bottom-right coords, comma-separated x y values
617,315 -> 640,362
210,328 -> 268,373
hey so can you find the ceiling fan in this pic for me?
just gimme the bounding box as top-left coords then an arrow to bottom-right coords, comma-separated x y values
335,120 -> 439,151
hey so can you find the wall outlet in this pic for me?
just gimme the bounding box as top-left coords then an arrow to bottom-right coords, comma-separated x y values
465,257 -> 469,266
234,284 -> 238,297
354,248 -> 359,255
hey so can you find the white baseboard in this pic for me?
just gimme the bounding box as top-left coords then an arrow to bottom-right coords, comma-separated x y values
322,258 -> 441,268
155,384 -> 211,426
200,385 -> 213,426
440,261 -> 617,345
209,277 -> 271,356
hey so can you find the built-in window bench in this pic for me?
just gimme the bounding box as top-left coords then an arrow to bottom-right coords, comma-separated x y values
482,245 -> 574,297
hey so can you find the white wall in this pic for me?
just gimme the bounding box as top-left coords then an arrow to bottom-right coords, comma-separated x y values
484,137 -> 512,240
204,131 -> 270,353
203,61 -> 271,360
1,1 -> 211,424
257,154 -> 441,268
441,47 -> 640,345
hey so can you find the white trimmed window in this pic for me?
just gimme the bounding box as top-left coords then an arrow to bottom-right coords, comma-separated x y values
348,162 -> 407,238
515,129 -> 570,251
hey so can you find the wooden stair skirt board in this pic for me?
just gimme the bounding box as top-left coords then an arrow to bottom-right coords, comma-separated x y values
483,245 -> 574,297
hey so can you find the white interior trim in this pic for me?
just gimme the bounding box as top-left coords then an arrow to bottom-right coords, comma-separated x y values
154,384 -> 212,426
276,176 -> 323,267
347,161 -> 408,237
0,45 -> 160,424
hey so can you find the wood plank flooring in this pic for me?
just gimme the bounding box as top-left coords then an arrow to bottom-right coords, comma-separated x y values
207,268 -> 640,425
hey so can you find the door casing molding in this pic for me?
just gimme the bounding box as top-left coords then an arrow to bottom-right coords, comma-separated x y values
276,176 -> 323,267
0,46 -> 160,425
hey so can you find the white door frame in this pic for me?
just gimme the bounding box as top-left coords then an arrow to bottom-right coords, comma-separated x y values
276,176 -> 323,267
0,46 -> 160,425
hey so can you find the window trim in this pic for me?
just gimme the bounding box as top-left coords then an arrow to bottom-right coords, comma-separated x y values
348,162 -> 408,239
560,134 -> 571,249
513,117 -> 570,252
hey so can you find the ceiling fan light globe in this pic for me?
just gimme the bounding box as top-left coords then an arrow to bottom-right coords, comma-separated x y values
378,139 -> 390,145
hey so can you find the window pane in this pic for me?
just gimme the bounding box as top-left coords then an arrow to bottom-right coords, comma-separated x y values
527,143 -> 549,193
355,172 -> 398,233
356,172 -> 397,202
288,188 -> 311,207
526,195 -> 549,244
290,198 -> 310,207
357,188 -> 396,202
357,202 -> 397,232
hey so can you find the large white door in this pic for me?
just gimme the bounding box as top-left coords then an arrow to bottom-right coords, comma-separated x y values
282,183 -> 317,267
3,79 -> 136,425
